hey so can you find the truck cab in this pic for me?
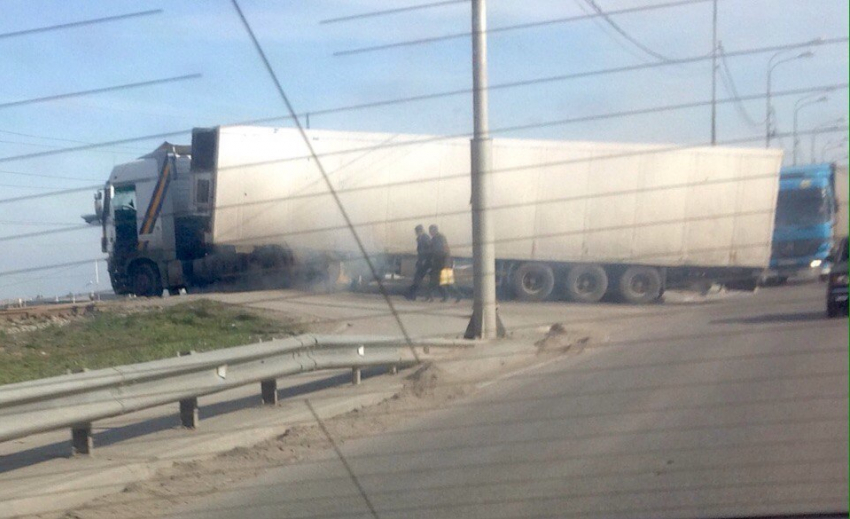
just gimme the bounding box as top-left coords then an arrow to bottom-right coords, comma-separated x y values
769,163 -> 837,281
98,143 -> 194,295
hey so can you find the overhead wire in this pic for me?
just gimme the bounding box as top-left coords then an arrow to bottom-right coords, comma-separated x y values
320,0 -> 467,24
0,219 -> 86,226
0,167 -> 103,182
333,0 -> 725,56
578,0 -> 688,62
0,121 -> 844,250
0,74 -> 202,111
0,81 -> 844,209
0,36 -> 843,169
0,9 -> 162,40
0,129 -> 149,154
717,42 -> 762,127
573,0 -> 659,63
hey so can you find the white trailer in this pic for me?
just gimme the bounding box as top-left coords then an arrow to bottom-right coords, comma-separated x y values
95,125 -> 783,303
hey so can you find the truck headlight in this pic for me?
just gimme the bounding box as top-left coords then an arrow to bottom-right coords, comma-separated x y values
810,259 -> 823,268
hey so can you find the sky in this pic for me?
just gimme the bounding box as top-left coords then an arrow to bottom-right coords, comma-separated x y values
0,0 -> 847,301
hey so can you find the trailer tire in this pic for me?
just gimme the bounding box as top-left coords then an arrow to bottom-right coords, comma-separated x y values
618,266 -> 662,304
827,300 -> 838,318
131,262 -> 163,298
512,263 -> 555,301
565,265 -> 608,303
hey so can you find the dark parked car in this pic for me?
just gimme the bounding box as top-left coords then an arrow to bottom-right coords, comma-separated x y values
826,237 -> 848,318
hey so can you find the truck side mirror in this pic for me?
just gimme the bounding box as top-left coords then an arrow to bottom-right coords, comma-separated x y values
94,191 -> 103,220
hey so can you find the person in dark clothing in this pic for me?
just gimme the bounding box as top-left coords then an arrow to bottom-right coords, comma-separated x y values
426,224 -> 462,302
405,225 -> 431,300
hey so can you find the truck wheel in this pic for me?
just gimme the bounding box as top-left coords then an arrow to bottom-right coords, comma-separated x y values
512,263 -> 555,301
827,300 -> 838,318
565,265 -> 608,303
131,262 -> 163,297
618,266 -> 662,304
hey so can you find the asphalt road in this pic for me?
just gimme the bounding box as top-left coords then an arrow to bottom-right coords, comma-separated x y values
173,282 -> 848,519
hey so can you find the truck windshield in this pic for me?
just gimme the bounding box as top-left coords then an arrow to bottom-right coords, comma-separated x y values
111,185 -> 137,212
775,187 -> 831,227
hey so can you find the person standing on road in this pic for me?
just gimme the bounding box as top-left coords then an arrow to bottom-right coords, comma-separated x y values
426,224 -> 462,302
406,225 -> 432,300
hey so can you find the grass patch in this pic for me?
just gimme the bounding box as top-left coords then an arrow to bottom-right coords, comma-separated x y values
0,300 -> 301,385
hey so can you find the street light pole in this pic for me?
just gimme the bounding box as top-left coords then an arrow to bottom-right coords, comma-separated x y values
710,0 -> 717,145
811,117 -> 845,163
822,137 -> 849,162
766,50 -> 814,148
466,0 -> 499,340
793,95 -> 827,165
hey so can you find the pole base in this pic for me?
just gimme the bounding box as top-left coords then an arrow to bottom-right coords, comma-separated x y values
464,307 -> 506,340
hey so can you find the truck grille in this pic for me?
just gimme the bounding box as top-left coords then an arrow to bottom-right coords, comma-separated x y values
772,239 -> 824,258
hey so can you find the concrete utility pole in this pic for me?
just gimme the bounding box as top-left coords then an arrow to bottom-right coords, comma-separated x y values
710,0 -> 717,145
766,50 -> 814,148
466,0 -> 498,340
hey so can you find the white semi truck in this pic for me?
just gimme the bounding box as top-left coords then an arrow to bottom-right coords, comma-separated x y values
90,125 -> 783,303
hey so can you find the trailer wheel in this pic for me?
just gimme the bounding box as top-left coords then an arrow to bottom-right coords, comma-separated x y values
131,262 -> 163,298
565,265 -> 608,303
512,263 -> 555,301
618,266 -> 662,304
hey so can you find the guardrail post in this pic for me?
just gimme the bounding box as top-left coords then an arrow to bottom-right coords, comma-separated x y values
351,367 -> 361,385
179,397 -> 199,429
261,379 -> 278,405
71,423 -> 92,456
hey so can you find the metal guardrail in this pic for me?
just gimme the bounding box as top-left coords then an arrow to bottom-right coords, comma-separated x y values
0,334 -> 467,454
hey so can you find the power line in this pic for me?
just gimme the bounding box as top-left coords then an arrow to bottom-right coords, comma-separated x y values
0,181 -> 79,190
0,74 -> 202,111
320,0 -> 466,24
0,168 -> 102,182
0,36 -> 842,169
0,219 -> 84,227
0,78 -> 843,192
579,0 -> 682,62
0,185 -> 102,204
573,0 -> 659,63
0,258 -> 104,278
0,129 -> 149,153
156,84 -> 850,172
0,9 -> 162,40
0,96 -> 843,212
0,225 -> 92,243
717,42 -> 762,127
334,0 -> 721,56
0,138 -> 143,157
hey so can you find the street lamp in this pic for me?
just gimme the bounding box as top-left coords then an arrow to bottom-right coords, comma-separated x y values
793,94 -> 828,165
821,136 -> 848,162
810,117 -> 845,163
766,50 -> 814,148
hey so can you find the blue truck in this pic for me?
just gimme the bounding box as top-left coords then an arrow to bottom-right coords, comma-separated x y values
768,163 -> 839,282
